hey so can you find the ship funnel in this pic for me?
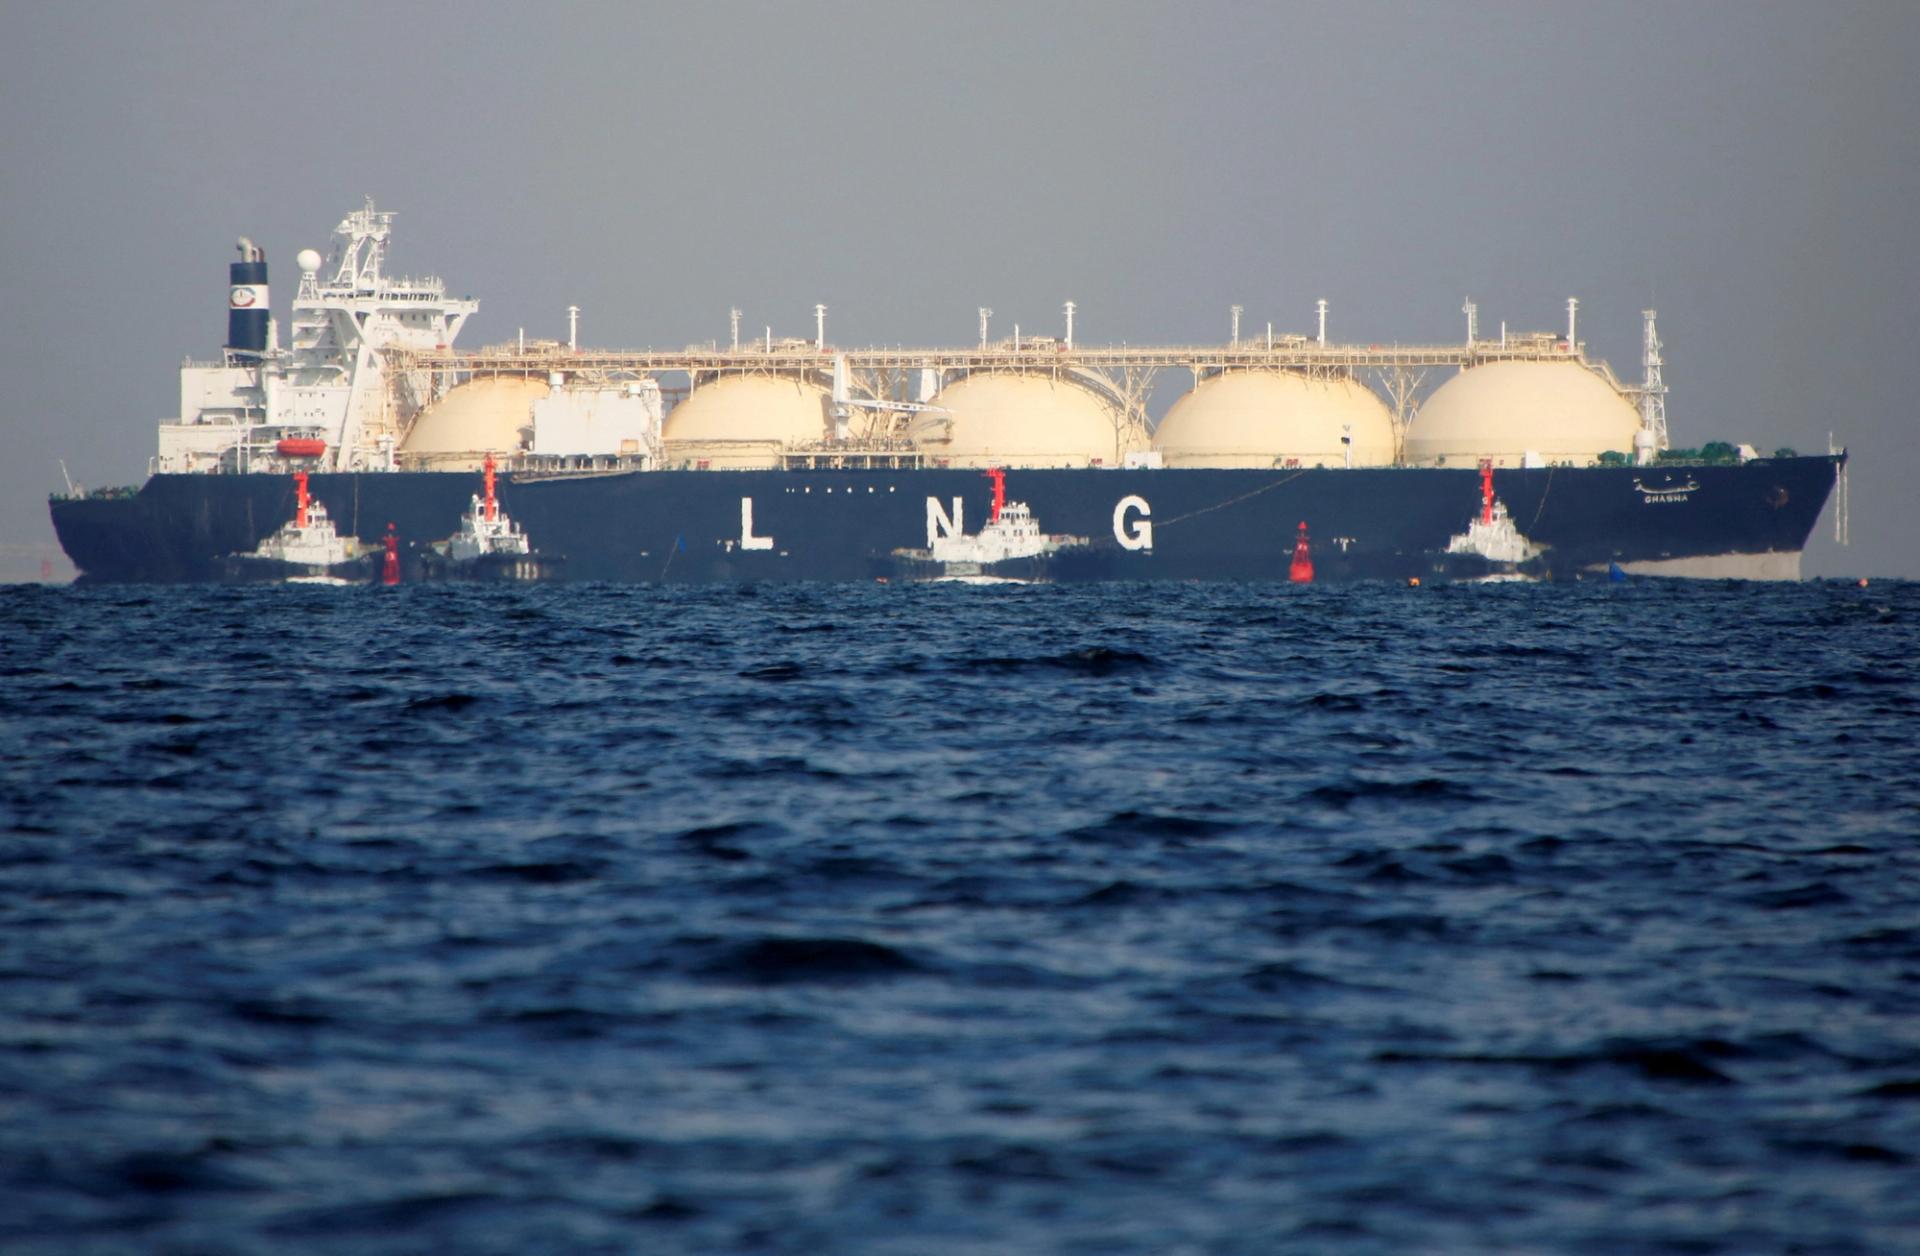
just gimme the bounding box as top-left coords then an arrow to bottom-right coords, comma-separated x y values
227,236 -> 269,355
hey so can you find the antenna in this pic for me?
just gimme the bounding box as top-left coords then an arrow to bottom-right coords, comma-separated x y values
1566,297 -> 1578,347
1316,299 -> 1328,347
1230,305 -> 1243,347
1640,308 -> 1668,451
58,459 -> 76,497
730,307 -> 741,351
568,305 -> 580,351
1830,432 -> 1849,545
978,306 -> 993,349
1063,301 -> 1076,350
814,304 -> 827,350
1462,298 -> 1478,344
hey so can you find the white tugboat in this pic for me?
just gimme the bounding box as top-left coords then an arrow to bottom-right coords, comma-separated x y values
420,454 -> 565,582
885,468 -> 1099,583
1444,460 -> 1543,580
222,471 -> 365,583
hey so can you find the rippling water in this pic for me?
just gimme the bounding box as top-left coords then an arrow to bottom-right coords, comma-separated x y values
3,580 -> 1918,1253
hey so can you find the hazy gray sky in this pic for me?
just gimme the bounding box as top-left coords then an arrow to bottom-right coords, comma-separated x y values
4,1 -> 1915,578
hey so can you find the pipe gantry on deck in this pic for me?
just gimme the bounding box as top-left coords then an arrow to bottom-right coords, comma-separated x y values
394,336 -> 1603,380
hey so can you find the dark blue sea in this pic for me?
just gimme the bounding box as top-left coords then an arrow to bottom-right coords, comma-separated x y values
3,580 -> 1917,1254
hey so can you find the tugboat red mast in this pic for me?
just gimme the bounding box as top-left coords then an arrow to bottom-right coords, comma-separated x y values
984,466 -> 1006,524
483,453 -> 498,523
293,470 -> 311,529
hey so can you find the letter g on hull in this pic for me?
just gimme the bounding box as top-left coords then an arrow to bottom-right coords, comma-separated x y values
1114,495 -> 1152,550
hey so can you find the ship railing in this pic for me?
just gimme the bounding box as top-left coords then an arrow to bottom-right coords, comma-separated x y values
780,439 -> 926,471
511,452 -> 651,479
49,483 -> 141,502
785,438 -> 920,452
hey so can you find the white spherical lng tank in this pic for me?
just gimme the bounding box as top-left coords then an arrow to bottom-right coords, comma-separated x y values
399,376 -> 549,471
661,375 -> 832,469
1406,361 -> 1641,467
1151,371 -> 1396,468
910,373 -> 1130,468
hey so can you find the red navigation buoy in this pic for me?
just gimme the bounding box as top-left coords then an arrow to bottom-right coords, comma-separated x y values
1289,520 -> 1313,584
382,522 -> 401,586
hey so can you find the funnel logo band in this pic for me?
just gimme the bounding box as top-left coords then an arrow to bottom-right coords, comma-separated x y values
229,285 -> 266,309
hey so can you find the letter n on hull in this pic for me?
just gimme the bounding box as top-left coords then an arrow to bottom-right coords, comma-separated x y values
926,496 -> 963,548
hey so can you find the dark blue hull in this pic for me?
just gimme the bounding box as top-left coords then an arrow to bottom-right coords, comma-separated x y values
50,458 -> 1842,584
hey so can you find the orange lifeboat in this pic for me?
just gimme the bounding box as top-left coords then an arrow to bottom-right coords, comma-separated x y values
276,438 -> 327,458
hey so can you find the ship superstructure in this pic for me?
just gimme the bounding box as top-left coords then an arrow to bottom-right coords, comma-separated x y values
157,200 -> 475,476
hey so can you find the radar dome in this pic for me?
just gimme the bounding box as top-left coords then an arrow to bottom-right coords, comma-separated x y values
910,373 -> 1131,468
399,375 -> 547,470
1406,360 -> 1641,467
661,375 -> 831,469
1151,371 -> 1396,468
296,248 -> 323,273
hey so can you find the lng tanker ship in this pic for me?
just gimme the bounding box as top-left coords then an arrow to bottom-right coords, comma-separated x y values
49,201 -> 1844,584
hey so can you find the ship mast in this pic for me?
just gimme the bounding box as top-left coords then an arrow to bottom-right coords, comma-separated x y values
1640,309 -> 1668,453
330,198 -> 394,290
